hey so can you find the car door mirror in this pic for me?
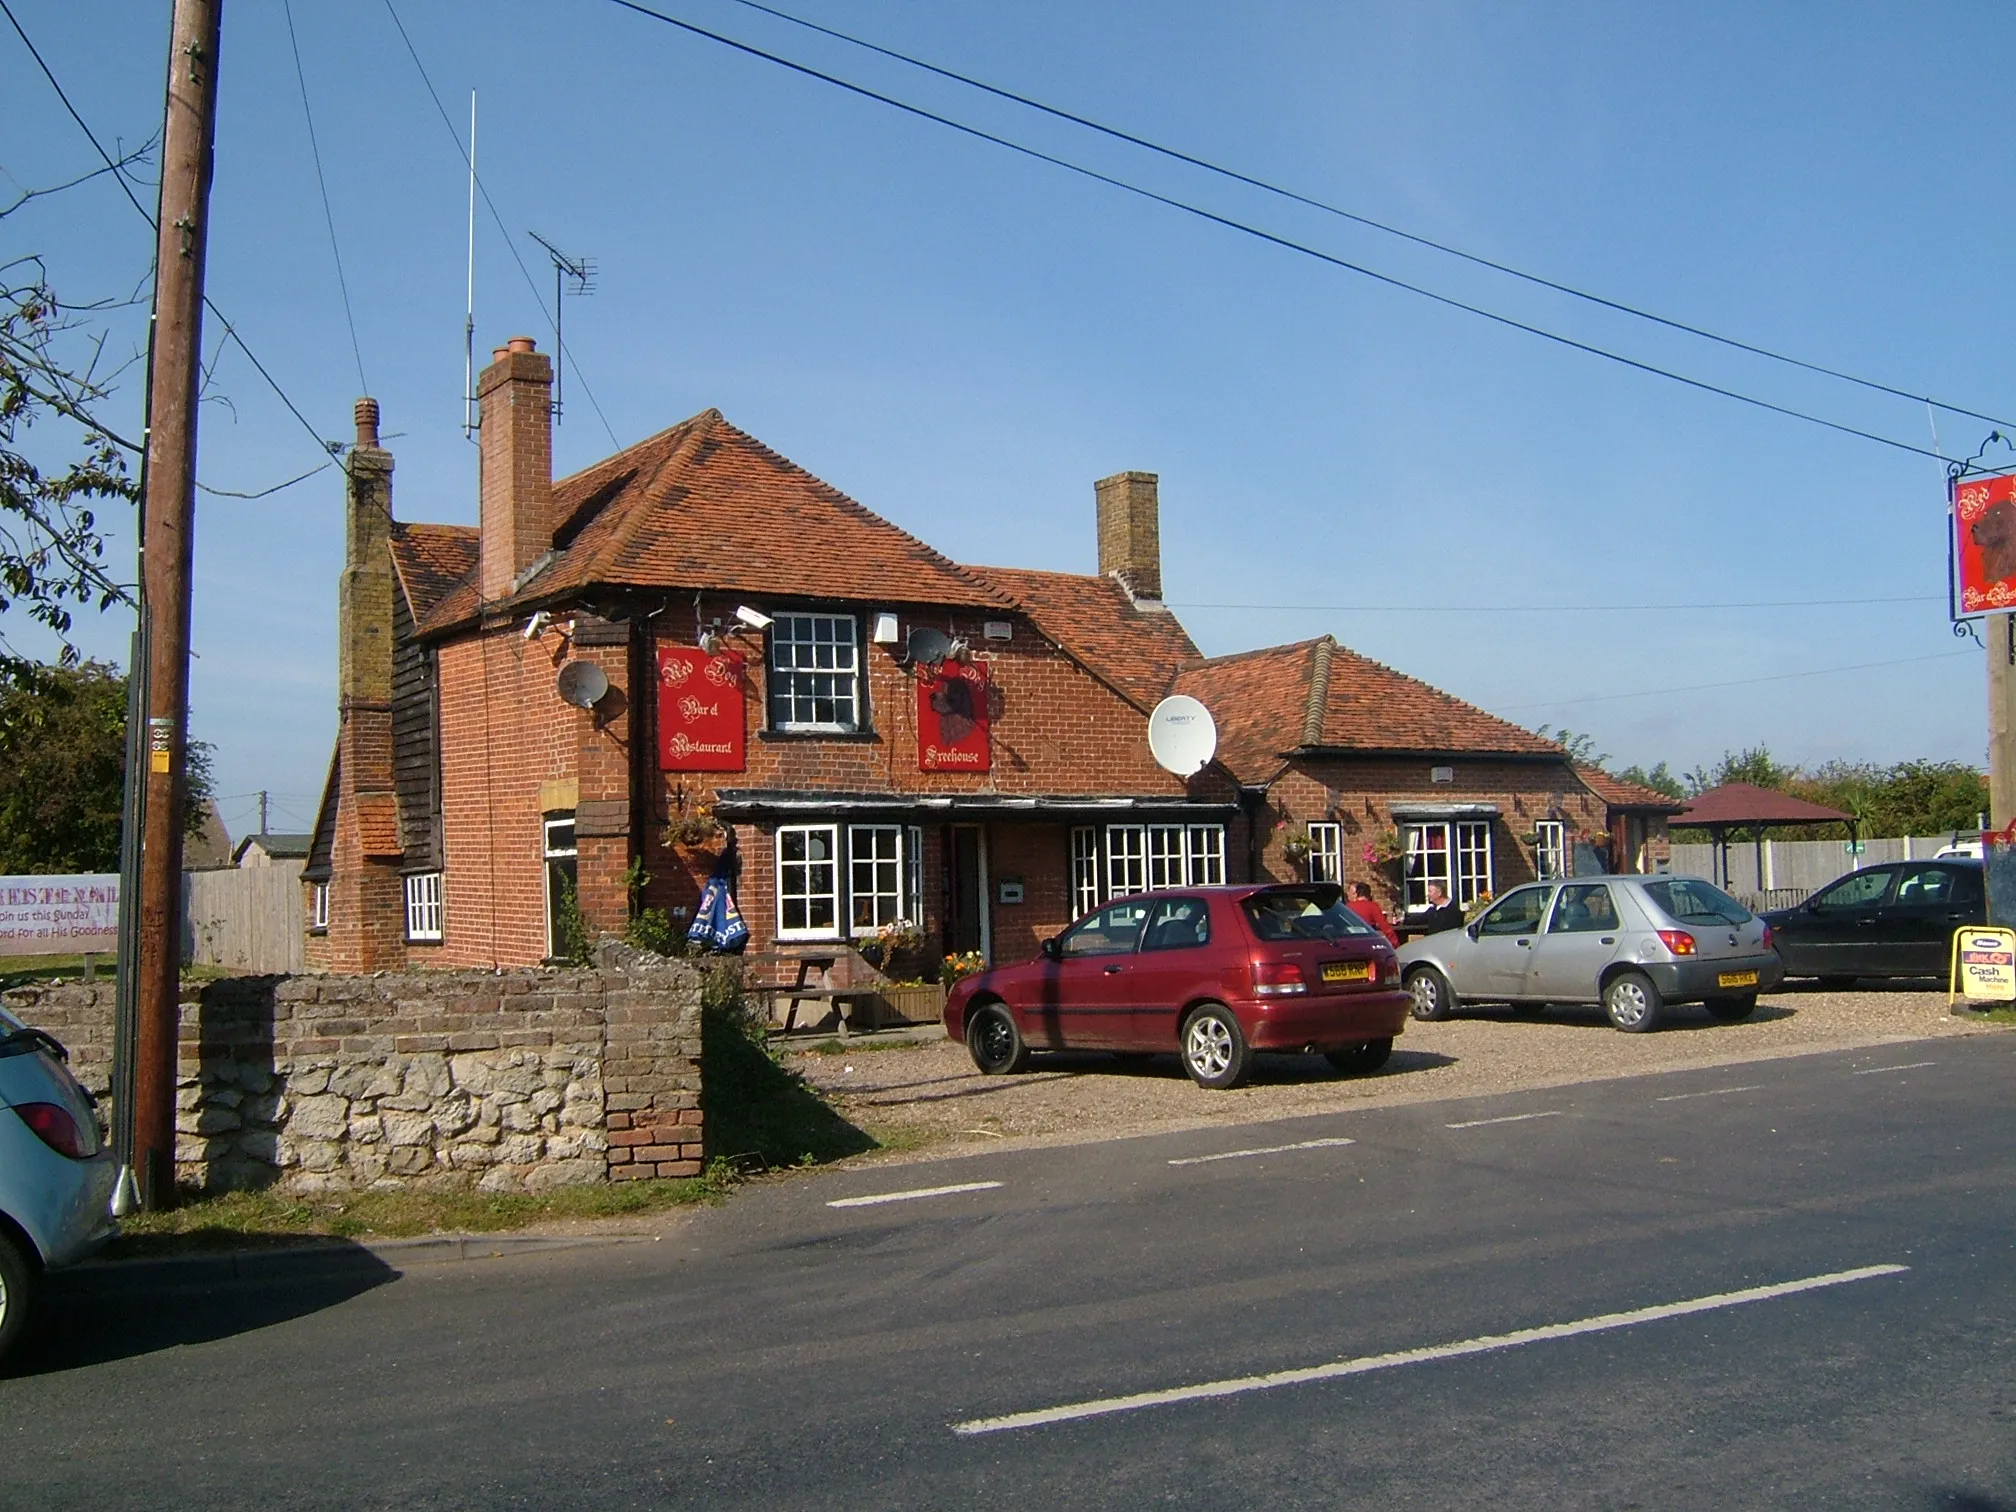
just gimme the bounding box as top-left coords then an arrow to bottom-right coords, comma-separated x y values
1040,935 -> 1061,960
1466,921 -> 1481,940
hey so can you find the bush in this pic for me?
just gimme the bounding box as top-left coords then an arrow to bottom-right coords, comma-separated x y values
625,907 -> 678,956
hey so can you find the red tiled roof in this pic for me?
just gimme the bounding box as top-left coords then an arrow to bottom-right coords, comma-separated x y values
977,566 -> 1200,712
1173,635 -> 1560,780
1575,764 -> 1689,813
1673,782 -> 1852,827
415,410 -> 1013,634
389,523 -> 478,626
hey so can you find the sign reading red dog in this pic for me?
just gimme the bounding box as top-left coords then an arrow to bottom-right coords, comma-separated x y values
1957,472 -> 2016,613
657,647 -> 746,771
918,661 -> 991,771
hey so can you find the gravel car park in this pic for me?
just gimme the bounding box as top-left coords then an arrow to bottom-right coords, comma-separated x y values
1396,874 -> 1783,1032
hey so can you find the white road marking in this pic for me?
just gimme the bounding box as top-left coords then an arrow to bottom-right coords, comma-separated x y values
1655,1085 -> 1763,1103
1852,1061 -> 1937,1076
950,1264 -> 1909,1437
1168,1136 -> 1356,1167
1445,1110 -> 1564,1129
826,1181 -> 1003,1209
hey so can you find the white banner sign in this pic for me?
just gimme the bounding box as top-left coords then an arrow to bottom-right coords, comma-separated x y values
0,875 -> 119,957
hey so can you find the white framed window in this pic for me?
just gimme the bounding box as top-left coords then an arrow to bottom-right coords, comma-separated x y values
1456,821 -> 1493,903
404,872 -> 443,942
778,823 -> 841,938
544,816 -> 579,959
1187,825 -> 1225,885
1404,823 -> 1451,909
309,881 -> 329,932
906,825 -> 924,925
1105,824 -> 1147,899
1146,825 -> 1187,890
1101,823 -> 1226,898
768,613 -> 860,731
1403,821 -> 1493,907
1070,826 -> 1100,919
848,824 -> 905,933
1307,821 -> 1342,884
1533,820 -> 1566,882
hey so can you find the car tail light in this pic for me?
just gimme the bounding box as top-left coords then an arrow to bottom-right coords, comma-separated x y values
1376,954 -> 1399,985
1758,923 -> 1774,950
12,1101 -> 87,1159
1252,960 -> 1308,996
1656,929 -> 1697,957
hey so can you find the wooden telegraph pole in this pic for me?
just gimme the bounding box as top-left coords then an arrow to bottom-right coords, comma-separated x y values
132,0 -> 223,1209
1991,613 -> 2016,831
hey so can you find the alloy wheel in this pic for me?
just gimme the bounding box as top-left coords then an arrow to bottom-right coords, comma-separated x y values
1186,1015 -> 1233,1079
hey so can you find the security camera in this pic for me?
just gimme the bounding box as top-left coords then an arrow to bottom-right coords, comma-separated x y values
733,605 -> 773,630
521,611 -> 551,641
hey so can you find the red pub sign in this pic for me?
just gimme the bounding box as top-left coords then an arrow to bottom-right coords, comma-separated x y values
657,647 -> 746,771
918,662 -> 991,772
1957,472 -> 2016,613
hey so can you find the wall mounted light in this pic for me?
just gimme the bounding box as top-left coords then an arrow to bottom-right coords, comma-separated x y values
733,605 -> 773,630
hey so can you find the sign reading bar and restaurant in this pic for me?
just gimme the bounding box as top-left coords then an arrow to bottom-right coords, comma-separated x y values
0,875 -> 118,957
657,647 -> 747,771
918,661 -> 991,772
1956,471 -> 2016,614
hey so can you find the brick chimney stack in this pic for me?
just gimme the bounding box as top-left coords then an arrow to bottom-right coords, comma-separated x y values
340,397 -> 394,707
477,335 -> 554,603
1095,470 -> 1162,603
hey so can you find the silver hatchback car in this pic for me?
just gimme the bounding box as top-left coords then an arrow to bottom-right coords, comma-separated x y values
1395,874 -> 1783,1032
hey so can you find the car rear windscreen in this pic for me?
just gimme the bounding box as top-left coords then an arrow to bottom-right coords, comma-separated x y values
1243,892 -> 1382,942
1642,879 -> 1753,926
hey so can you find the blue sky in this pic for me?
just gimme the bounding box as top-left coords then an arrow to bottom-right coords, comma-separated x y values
4,0 -> 2006,843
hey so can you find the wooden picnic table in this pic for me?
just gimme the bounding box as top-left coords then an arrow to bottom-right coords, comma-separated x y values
740,950 -> 882,1035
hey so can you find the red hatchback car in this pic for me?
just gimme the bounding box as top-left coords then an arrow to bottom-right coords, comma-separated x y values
943,884 -> 1409,1089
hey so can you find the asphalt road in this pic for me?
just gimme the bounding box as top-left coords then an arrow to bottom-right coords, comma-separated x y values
6,1038 -> 2016,1510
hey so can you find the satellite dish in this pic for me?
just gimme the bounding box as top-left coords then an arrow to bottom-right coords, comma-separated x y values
906,626 -> 952,665
1148,695 -> 1218,776
556,660 -> 610,709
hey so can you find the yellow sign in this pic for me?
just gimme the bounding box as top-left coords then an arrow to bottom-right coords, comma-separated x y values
1949,926 -> 2016,1004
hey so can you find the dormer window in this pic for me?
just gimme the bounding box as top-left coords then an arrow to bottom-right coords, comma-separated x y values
768,612 -> 861,732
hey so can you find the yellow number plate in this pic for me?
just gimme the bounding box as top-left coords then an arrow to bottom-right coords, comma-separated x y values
1322,961 -> 1372,983
1716,970 -> 1759,989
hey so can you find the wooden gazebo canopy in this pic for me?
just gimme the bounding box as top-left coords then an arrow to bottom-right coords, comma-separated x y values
1671,782 -> 1855,891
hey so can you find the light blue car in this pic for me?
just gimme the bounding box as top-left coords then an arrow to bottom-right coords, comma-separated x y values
0,1005 -> 117,1364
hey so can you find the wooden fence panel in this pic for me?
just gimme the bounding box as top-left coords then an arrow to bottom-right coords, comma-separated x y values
182,863 -> 304,974
1669,837 -> 1970,904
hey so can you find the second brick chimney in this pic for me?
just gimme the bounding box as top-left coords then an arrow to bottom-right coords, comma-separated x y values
478,335 -> 554,603
1095,469 -> 1162,603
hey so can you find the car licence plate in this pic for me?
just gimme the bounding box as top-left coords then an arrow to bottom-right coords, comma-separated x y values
1716,970 -> 1759,989
1322,961 -> 1372,983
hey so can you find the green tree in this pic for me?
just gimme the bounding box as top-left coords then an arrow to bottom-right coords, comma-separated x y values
0,660 -> 212,872
1683,745 -> 1794,796
1615,761 -> 1685,800
1533,724 -> 1609,766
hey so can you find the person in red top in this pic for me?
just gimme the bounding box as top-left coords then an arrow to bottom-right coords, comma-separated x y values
1347,880 -> 1400,947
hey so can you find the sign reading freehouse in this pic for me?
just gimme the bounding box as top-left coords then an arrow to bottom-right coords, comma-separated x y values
0,875 -> 119,956
657,647 -> 747,772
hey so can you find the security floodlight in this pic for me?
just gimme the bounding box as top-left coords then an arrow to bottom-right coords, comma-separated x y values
522,611 -> 551,641
734,605 -> 773,630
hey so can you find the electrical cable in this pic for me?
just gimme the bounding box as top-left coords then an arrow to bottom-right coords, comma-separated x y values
1491,649 -> 1976,713
381,0 -> 623,451
603,0 -> 1949,464
721,0 -> 2016,435
1170,594 -> 1944,614
282,0 -> 369,395
0,0 -> 350,475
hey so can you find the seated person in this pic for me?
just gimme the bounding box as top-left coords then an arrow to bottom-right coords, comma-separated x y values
1411,882 -> 1466,935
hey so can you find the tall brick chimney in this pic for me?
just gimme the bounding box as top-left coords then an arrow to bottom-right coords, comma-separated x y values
340,397 -> 394,705
477,335 -> 554,602
1095,469 -> 1162,603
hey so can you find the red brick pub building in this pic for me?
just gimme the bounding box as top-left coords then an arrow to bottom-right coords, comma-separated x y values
306,339 -> 1678,977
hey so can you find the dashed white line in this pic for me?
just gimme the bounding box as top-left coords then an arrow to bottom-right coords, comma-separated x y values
826,1181 -> 1003,1209
950,1263 -> 1910,1436
1168,1136 -> 1356,1167
1852,1061 -> 1937,1076
1656,1085 -> 1763,1103
1445,1110 -> 1565,1130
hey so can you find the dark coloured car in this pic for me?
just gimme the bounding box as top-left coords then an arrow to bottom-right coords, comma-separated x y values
943,885 -> 1409,1089
1761,859 -> 1987,984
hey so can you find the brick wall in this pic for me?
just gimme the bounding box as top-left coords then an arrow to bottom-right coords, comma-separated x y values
7,950 -> 703,1195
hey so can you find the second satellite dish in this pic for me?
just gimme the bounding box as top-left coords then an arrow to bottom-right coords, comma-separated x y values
906,626 -> 953,665
1147,695 -> 1218,776
556,660 -> 610,709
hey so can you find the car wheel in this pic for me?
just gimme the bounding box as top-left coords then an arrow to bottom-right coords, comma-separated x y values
964,1002 -> 1030,1075
1603,971 -> 1663,1033
1704,994 -> 1758,1022
0,1225 -> 36,1367
1406,966 -> 1455,1021
1324,1037 -> 1393,1075
1181,1004 -> 1251,1090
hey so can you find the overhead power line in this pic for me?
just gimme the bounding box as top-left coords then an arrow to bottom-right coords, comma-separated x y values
1171,594 -> 1945,614
282,0 -> 369,395
1492,649 -> 1976,713
603,0 -> 1950,464
381,0 -> 622,450
723,0 -> 2016,435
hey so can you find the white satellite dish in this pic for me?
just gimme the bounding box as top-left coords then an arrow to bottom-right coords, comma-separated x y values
556,660 -> 610,709
1148,695 -> 1217,776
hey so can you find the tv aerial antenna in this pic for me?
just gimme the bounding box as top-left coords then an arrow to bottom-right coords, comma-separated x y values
528,230 -> 596,424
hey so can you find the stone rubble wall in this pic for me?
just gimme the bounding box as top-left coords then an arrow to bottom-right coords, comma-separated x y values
4,952 -> 703,1196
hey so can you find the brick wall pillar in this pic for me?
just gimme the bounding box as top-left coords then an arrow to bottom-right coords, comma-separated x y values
571,616 -> 635,940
